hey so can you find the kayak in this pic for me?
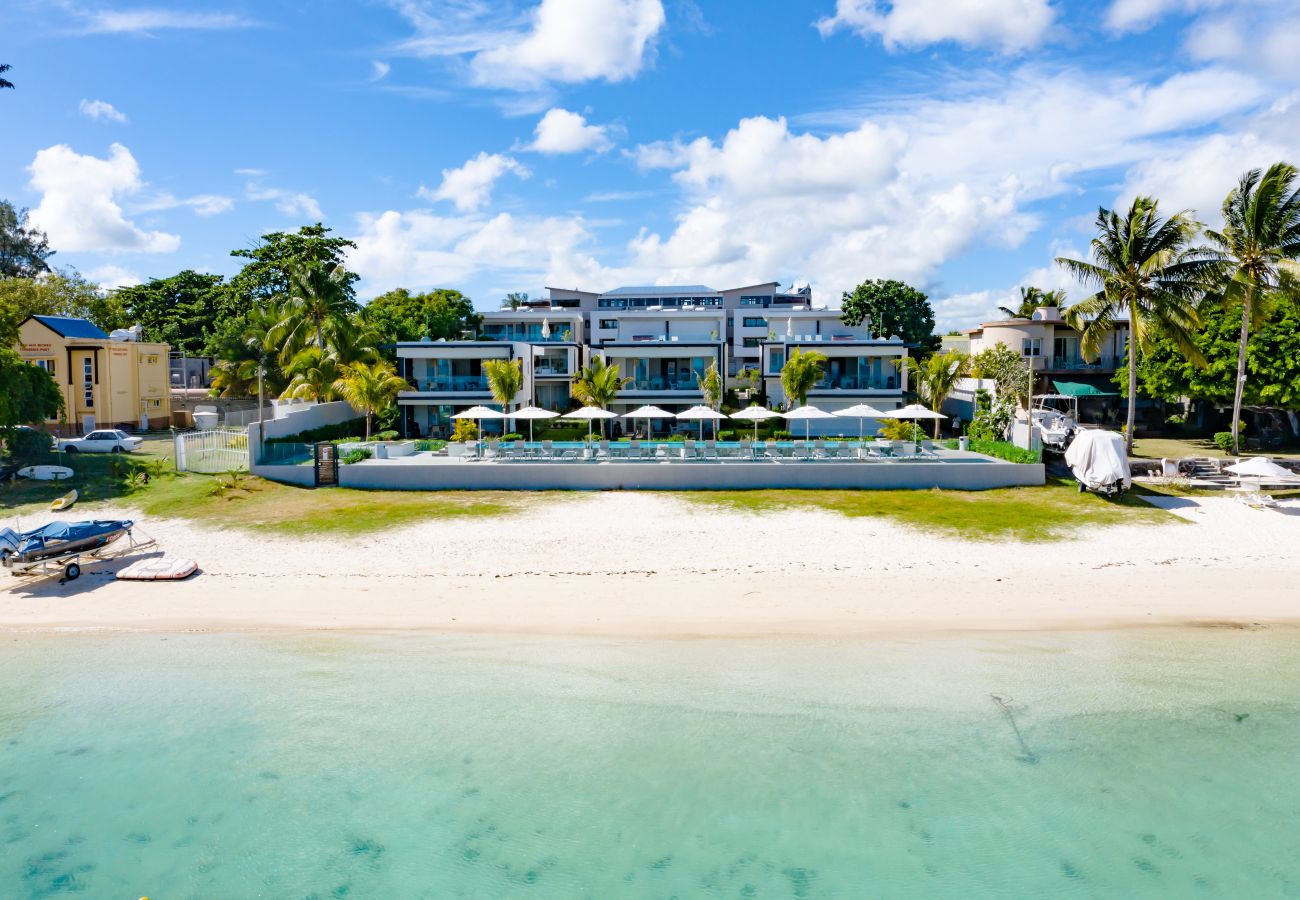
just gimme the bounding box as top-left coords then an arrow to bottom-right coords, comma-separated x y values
49,489 -> 79,512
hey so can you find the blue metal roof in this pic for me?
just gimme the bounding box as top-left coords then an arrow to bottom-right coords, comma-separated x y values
601,285 -> 719,296
31,315 -> 110,340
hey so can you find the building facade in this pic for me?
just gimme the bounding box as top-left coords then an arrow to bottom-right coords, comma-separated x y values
393,284 -> 909,437
15,316 -> 172,434
964,305 -> 1128,396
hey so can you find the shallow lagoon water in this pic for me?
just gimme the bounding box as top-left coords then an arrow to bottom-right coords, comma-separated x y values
2,629 -> 1299,898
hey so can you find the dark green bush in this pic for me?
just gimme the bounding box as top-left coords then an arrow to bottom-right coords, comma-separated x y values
267,418 -> 368,444
4,428 -> 54,460
717,430 -> 736,441
501,432 -> 524,442
773,429 -> 793,440
943,439 -> 1040,464
1213,431 -> 1234,453
341,448 -> 372,464
413,439 -> 446,452
374,430 -> 399,442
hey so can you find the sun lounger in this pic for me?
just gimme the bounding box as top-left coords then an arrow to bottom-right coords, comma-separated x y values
540,440 -> 555,460
598,440 -> 610,460
703,440 -> 719,461
793,440 -> 810,461
681,440 -> 697,461
628,440 -> 642,461
813,440 -> 828,460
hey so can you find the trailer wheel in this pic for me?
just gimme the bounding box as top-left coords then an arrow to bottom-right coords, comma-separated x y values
1077,481 -> 1086,493
64,562 -> 81,581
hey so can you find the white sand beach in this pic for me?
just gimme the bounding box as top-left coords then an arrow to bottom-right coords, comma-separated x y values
1,493 -> 1297,636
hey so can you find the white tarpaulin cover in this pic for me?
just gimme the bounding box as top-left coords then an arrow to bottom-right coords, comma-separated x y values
1224,456 -> 1299,480
1064,429 -> 1131,490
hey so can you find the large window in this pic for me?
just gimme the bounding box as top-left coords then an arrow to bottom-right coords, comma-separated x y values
31,358 -> 55,375
739,295 -> 770,307
1022,338 -> 1042,357
769,350 -> 784,373
599,319 -> 618,329
742,317 -> 767,328
82,358 -> 94,407
742,337 -> 762,348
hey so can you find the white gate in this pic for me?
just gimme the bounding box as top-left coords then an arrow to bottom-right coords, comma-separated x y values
175,428 -> 249,473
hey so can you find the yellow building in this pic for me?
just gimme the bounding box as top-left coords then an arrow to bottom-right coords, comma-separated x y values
15,316 -> 172,434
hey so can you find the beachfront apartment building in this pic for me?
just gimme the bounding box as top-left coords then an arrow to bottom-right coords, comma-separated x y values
964,304 -> 1128,399
392,283 -> 910,436
14,315 -> 172,434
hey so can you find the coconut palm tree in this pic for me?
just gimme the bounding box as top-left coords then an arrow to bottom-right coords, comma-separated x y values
898,350 -> 971,436
332,360 -> 408,440
210,303 -> 286,400
277,262 -> 354,353
1057,196 -> 1207,454
1201,163 -> 1300,454
697,359 -> 722,409
997,287 -> 1068,319
280,316 -> 380,402
0,64 -> 14,90
570,356 -> 630,437
779,348 -> 827,409
483,358 -> 523,433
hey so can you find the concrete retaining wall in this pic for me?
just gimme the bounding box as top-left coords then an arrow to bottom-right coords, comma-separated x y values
336,459 -> 1045,491
260,401 -> 359,441
250,460 -> 316,486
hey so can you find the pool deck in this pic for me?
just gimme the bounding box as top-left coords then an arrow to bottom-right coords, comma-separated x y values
253,449 -> 1045,491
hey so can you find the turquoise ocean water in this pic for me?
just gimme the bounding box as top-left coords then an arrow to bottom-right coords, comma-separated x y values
2,629 -> 1299,898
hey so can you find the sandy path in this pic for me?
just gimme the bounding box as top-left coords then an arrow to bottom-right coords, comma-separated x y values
1,493 -> 1297,636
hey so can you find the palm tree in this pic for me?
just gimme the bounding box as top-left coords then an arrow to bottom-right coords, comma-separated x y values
697,359 -> 722,409
1057,196 -> 1207,454
0,64 -> 14,90
779,348 -> 827,409
483,358 -> 523,433
278,262 -> 354,353
280,346 -> 345,402
502,291 -> 528,309
211,303 -> 285,399
997,286 -> 1068,319
898,351 -> 971,436
571,356 -> 630,437
332,360 -> 408,440
1201,163 -> 1300,454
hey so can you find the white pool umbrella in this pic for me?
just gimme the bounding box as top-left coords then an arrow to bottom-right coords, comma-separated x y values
510,405 -> 559,442
451,405 -> 506,455
781,404 -> 836,440
833,403 -> 889,442
621,404 -> 675,439
541,318 -> 551,339
729,405 -> 780,442
1225,456 -> 1299,482
677,404 -> 728,441
881,403 -> 946,448
563,405 -> 618,440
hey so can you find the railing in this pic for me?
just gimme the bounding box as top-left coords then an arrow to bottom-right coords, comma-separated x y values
257,442 -> 313,466
812,376 -> 898,391
407,377 -> 490,392
534,363 -> 570,376
1042,355 -> 1118,370
480,329 -> 571,342
626,377 -> 702,391
175,427 -> 249,473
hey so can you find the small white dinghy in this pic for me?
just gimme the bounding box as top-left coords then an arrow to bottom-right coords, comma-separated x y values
17,465 -> 74,481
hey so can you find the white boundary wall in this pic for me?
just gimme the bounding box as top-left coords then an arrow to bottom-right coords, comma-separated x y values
258,400 -> 359,441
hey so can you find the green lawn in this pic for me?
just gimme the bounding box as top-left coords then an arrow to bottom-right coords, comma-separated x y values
1132,436 -> 1300,460
681,480 -> 1178,542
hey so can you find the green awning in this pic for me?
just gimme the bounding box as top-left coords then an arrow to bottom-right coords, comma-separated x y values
1052,380 -> 1118,397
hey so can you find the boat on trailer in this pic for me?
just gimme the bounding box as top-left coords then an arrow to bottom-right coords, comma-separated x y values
1030,394 -> 1080,452
0,519 -> 147,581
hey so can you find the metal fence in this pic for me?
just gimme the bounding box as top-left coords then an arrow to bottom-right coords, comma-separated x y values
175,428 -> 249,473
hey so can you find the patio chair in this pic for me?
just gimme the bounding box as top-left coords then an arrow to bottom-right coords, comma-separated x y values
559,446 -> 580,461
765,439 -> 781,459
511,439 -> 526,461
598,440 -> 611,460
813,440 -> 829,460
920,440 -> 935,457
681,439 -> 697,461
540,439 -> 555,460
628,440 -> 642,461
793,440 -> 810,461
703,440 -> 719,461
739,439 -> 753,459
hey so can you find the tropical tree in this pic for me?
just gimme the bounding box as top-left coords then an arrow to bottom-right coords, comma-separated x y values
839,279 -> 941,354
1200,163 -> 1300,453
779,348 -> 827,409
210,303 -> 287,401
570,356 -> 630,437
0,201 -> 54,278
897,350 -> 971,436
278,262 -> 355,353
111,270 -> 229,354
1,64 -> 14,90
1057,196 -> 1207,454
332,360 -> 409,440
483,358 -> 524,431
698,359 -> 722,410
360,287 -> 480,345
997,286 -> 1068,319
0,348 -> 63,433
280,347 -> 345,402
502,291 -> 528,309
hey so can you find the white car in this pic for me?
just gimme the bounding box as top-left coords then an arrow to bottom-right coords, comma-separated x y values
58,429 -> 143,454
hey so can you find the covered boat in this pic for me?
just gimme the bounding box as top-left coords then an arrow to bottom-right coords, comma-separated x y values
1064,430 -> 1130,498
1,519 -> 133,567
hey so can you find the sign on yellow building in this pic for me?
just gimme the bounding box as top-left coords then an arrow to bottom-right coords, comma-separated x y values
15,316 -> 172,434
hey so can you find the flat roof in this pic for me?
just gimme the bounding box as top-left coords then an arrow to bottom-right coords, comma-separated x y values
601,285 -> 719,297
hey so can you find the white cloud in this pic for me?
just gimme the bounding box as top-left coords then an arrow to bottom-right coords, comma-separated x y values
419,152 -> 530,212
392,0 -> 666,90
79,99 -> 127,123
526,107 -> 613,154
134,192 -> 235,217
348,209 -> 609,292
27,143 -> 180,253
1103,0 -> 1220,33
816,0 -> 1056,52
370,60 -> 391,81
621,66 -> 1277,323
85,265 -> 142,291
73,8 -> 257,34
1185,5 -> 1300,80
245,185 -> 323,220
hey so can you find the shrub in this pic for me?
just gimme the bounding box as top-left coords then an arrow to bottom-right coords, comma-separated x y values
501,432 -> 524,442
266,417 -> 368,444
451,419 -> 479,442
1213,431 -> 1234,453
413,439 -> 445,452
342,448 -> 373,464
3,428 -> 54,460
773,429 -> 793,440
877,419 -> 923,442
374,430 -> 399,442
1165,414 -> 1185,426
665,434 -> 686,442
960,439 -> 1040,464
718,429 -> 736,441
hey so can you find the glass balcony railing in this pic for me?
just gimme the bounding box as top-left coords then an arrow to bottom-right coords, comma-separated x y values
626,377 -> 702,391
534,362 -> 571,376
480,329 -> 572,343
812,376 -> 898,391
1043,355 -> 1118,370
407,376 -> 490,392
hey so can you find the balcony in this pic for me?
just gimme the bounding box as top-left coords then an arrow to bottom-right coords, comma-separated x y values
626,376 -> 702,391
1035,355 -> 1119,371
811,375 -> 898,391
534,360 -> 571,377
407,376 -> 490,392
479,327 -> 573,343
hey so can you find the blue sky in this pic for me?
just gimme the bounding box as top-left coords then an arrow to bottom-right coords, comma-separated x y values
2,0 -> 1297,329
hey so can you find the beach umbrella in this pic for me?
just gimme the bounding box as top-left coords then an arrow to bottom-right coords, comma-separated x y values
781,404 -> 836,441
510,405 -> 559,442
451,405 -> 506,456
833,403 -> 889,442
563,405 -> 618,440
676,404 -> 728,441
621,404 -> 675,439
729,405 -> 780,442
541,317 -> 551,340
1225,456 -> 1299,483
881,403 -> 947,449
